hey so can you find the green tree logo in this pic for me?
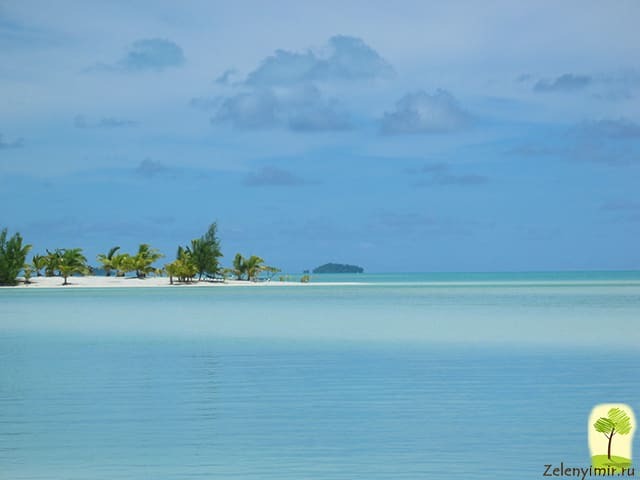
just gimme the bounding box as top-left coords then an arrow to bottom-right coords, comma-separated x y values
591,406 -> 633,468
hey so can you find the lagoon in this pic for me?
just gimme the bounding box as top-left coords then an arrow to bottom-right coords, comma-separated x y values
1,273 -> 639,479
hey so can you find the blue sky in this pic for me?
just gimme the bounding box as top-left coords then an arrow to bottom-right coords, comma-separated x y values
1,1 -> 639,272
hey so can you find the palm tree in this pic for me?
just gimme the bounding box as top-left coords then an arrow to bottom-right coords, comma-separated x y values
244,255 -> 265,282
111,253 -> 131,277
232,253 -> 245,280
0,228 -> 32,286
96,246 -> 120,276
165,246 -> 197,284
132,244 -> 163,278
23,264 -> 33,284
32,254 -> 47,277
182,224 -> 223,281
56,248 -> 88,286
44,249 -> 60,277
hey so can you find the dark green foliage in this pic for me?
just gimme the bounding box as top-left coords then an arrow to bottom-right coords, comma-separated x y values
312,263 -> 364,274
186,223 -> 222,280
0,228 -> 32,285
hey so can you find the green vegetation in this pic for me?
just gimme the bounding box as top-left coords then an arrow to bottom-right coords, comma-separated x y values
312,263 -> 363,274
96,246 -> 121,276
35,248 -> 89,285
165,246 -> 198,284
44,250 -> 58,277
100,244 -> 164,278
164,224 -> 223,284
232,253 -> 245,280
32,254 -> 47,276
593,407 -> 632,461
55,248 -> 89,285
111,253 -> 129,277
130,244 -> 163,278
1,222 -> 282,287
0,228 -> 32,286
23,264 -> 33,284
186,223 -> 222,280
230,253 -> 279,282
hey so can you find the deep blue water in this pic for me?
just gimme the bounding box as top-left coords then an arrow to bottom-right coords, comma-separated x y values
1,274 -> 639,479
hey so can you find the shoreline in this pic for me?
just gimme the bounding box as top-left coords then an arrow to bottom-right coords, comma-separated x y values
1,275 -> 361,289
2,274 -> 639,290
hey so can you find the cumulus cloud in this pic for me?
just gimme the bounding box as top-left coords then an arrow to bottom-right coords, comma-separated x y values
533,74 -> 592,93
212,84 -> 351,131
0,133 -> 23,149
381,90 -> 471,135
204,35 -> 390,132
243,166 -> 306,187
407,163 -> 488,186
90,38 -> 185,73
74,115 -> 137,128
245,35 -> 393,86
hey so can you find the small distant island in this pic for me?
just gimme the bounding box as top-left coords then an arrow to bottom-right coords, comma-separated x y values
312,263 -> 364,274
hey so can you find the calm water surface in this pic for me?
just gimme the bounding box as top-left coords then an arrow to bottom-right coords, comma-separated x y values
1,274 -> 639,479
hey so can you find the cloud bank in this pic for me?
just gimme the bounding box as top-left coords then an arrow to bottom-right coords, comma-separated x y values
245,35 -> 393,86
206,35 -> 391,132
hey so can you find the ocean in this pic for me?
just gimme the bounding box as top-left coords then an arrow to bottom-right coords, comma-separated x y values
1,272 -> 639,479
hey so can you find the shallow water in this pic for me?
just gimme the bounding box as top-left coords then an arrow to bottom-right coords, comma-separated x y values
1,274 -> 639,479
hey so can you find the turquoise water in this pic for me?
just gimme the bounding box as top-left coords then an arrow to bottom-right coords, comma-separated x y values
306,270 -> 640,284
1,273 -> 639,479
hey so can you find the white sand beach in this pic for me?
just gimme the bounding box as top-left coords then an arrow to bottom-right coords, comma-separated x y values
3,275 -> 361,288
5,275 -> 300,288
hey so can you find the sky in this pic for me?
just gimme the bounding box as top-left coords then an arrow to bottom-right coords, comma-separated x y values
1,0 -> 639,273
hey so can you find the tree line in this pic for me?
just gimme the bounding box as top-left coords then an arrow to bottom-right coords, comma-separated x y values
0,223 -> 279,286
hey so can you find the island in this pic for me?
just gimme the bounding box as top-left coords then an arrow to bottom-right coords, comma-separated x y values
312,263 -> 364,274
